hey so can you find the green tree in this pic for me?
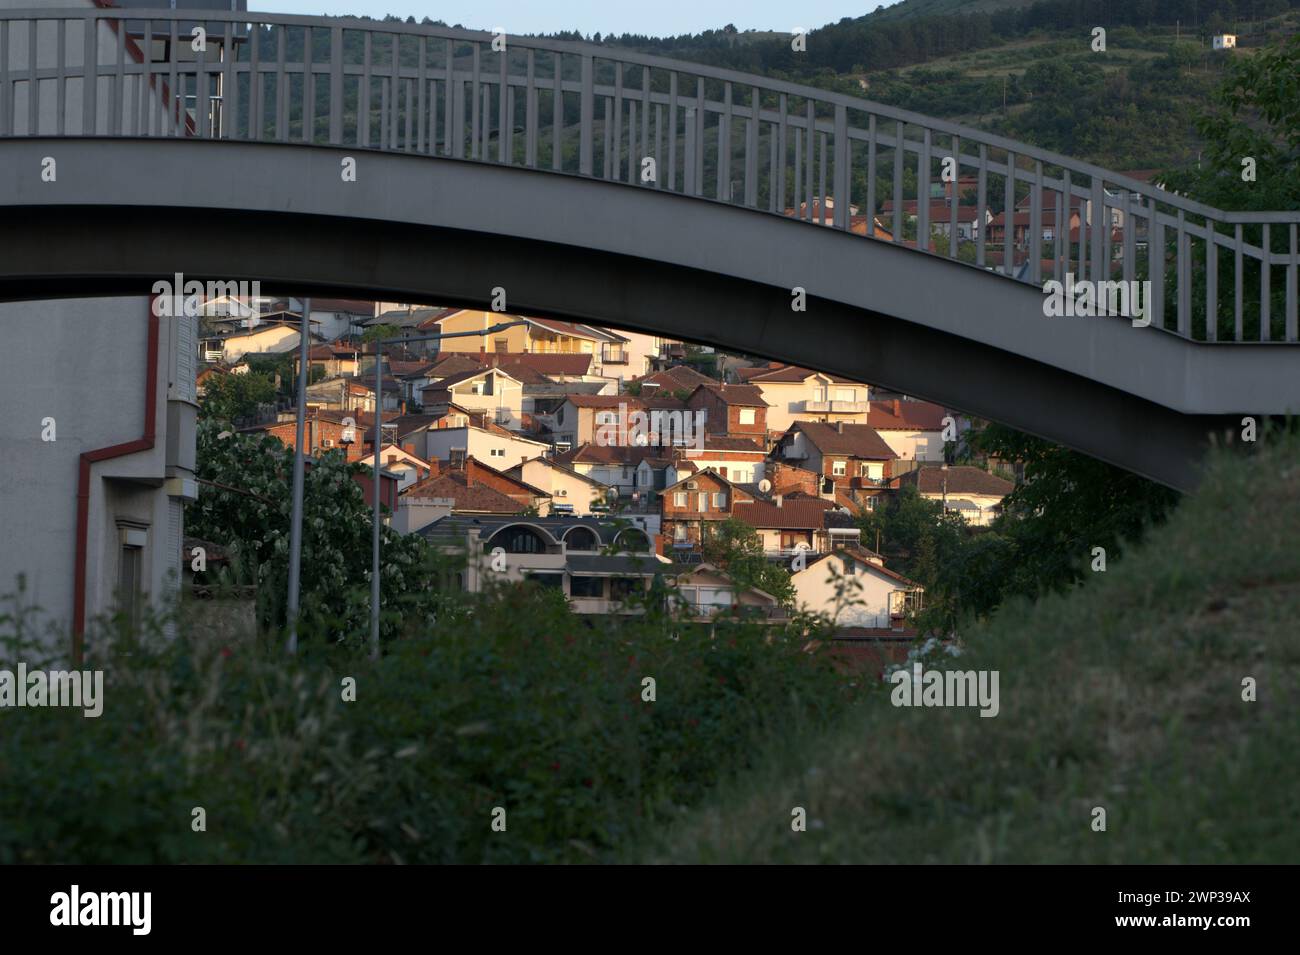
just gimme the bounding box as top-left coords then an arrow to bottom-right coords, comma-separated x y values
700,517 -> 795,606
185,420 -> 438,647
199,370 -> 277,422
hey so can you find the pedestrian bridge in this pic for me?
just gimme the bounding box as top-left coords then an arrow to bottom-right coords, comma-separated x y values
1,7 -> 1297,489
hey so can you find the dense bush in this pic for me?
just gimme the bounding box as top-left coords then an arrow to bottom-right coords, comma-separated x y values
0,581 -> 856,864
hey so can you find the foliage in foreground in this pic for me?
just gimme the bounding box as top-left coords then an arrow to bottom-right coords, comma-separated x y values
0,583 -> 853,864
636,428 -> 1300,863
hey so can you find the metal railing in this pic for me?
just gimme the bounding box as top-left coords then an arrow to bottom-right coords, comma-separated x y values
2,8 -> 1297,343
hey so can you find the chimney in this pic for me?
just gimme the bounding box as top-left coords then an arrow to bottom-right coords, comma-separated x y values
836,421 -> 844,434
892,399 -> 901,416
775,494 -> 783,508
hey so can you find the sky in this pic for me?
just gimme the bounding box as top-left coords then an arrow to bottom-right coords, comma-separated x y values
259,2 -> 897,38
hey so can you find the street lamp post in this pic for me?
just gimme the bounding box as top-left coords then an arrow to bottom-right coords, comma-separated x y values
366,319 -> 526,660
286,296 -> 311,654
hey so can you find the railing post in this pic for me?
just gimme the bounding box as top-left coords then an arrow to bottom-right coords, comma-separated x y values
579,53 -> 593,176
833,104 -> 848,229
328,27 -> 343,144
1090,178 -> 1106,283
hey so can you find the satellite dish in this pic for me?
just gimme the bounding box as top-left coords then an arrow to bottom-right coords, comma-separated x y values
758,479 -> 772,494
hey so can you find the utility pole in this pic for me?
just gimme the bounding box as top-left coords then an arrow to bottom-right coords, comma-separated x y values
286,296 -> 311,655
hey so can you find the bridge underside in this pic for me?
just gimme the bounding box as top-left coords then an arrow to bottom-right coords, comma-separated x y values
1,139 -> 1293,491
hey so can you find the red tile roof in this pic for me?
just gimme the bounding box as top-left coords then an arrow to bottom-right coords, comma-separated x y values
694,382 -> 767,407
737,363 -> 864,385
399,471 -> 525,513
732,497 -> 836,530
789,421 -> 896,460
896,466 -> 1013,497
634,365 -> 717,392
866,399 -> 947,431
489,353 -> 592,376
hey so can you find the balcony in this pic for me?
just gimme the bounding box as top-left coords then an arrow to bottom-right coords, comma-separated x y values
805,400 -> 868,413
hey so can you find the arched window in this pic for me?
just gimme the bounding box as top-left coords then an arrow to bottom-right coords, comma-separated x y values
614,528 -> 649,553
564,527 -> 600,552
492,525 -> 547,554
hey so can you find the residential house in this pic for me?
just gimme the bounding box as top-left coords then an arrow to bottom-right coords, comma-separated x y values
668,564 -> 787,624
685,383 -> 768,441
790,549 -> 924,631
420,424 -> 552,471
880,198 -> 989,240
550,394 -> 690,449
418,514 -> 664,614
633,364 -> 717,398
774,421 -> 898,505
298,342 -> 362,380
246,408 -> 381,463
867,399 -> 949,464
658,469 -> 754,557
394,469 -> 526,533
552,443 -> 668,499
305,374 -> 403,414
420,366 -> 524,431
668,435 -> 767,486
893,466 -> 1014,527
507,457 -> 614,516
304,298 -> 374,341
735,363 -> 873,434
200,321 -> 320,364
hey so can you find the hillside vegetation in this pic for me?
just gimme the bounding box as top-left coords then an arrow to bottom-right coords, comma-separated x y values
634,429 -> 1300,863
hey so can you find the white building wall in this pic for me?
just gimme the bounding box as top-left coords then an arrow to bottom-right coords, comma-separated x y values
1,296 -> 193,658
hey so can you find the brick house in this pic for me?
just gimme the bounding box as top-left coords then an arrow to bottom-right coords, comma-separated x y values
659,469 -> 754,557
685,383 -> 768,441
774,422 -> 898,507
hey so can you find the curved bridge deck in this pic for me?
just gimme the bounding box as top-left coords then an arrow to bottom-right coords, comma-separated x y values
1,8 -> 1298,488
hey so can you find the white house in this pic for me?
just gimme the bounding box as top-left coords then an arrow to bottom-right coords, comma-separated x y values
420,367 -> 524,431
507,457 -> 613,516
1213,34 -> 1237,50
894,466 -> 1014,527
790,550 -> 923,631
735,364 -> 874,433
422,425 -> 551,470
867,399 -> 949,463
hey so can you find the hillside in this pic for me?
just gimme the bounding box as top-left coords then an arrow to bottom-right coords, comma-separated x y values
867,0 -> 1039,21
634,429 -> 1300,863
601,0 -> 1300,170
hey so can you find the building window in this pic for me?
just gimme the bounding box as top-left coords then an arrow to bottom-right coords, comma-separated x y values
836,389 -> 854,401
712,492 -> 726,509
565,527 -> 599,551
832,460 -> 846,476
595,411 -> 616,425
116,523 -> 148,633
674,491 -> 687,507
698,492 -> 708,512
615,528 -> 650,552
490,448 -> 505,457
738,408 -> 756,425
494,526 -> 547,554
569,575 -> 604,598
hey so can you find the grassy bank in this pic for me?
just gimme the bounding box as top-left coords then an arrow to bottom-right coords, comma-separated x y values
0,582 -> 853,864
635,431 -> 1300,863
